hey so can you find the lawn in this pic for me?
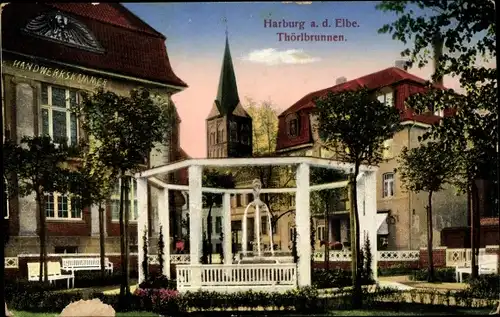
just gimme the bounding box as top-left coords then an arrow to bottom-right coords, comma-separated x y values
10,312 -> 156,317
11,308 -> 493,317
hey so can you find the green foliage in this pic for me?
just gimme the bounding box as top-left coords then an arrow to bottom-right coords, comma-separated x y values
158,226 -> 165,275
313,88 -> 403,169
397,142 -> 458,193
377,264 -> 418,276
377,0 -> 498,207
3,136 -> 75,197
465,274 -> 500,299
362,235 -> 373,283
75,87 -> 175,174
202,168 -> 235,208
410,267 -> 456,282
138,274 -> 176,290
142,226 -> 149,282
310,166 -> 347,217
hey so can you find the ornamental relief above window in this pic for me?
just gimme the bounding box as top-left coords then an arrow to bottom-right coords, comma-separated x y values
22,11 -> 105,53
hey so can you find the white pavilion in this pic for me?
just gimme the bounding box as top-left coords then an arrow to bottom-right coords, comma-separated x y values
134,156 -> 379,293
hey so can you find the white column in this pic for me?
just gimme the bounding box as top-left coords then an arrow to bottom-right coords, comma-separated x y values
158,188 -> 170,278
295,163 -> 311,287
328,217 -> 334,242
136,177 -> 148,284
357,171 -> 378,281
189,165 -> 203,289
222,193 -> 232,264
189,165 -> 203,264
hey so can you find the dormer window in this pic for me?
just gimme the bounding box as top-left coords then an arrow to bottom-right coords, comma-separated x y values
286,113 -> 299,138
377,92 -> 394,107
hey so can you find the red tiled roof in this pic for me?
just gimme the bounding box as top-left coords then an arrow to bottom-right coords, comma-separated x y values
279,67 -> 443,118
2,3 -> 187,88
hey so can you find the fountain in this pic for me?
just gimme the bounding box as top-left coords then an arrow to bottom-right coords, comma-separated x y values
240,179 -> 277,263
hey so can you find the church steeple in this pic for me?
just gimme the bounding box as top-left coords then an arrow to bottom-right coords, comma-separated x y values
215,34 -> 240,115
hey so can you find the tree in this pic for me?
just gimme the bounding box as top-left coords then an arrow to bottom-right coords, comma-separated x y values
3,136 -> 74,284
75,87 -> 175,303
397,142 -> 457,282
240,98 -> 295,233
313,88 -> 402,307
377,0 -> 498,279
202,168 -> 235,263
70,137 -> 115,279
310,166 -> 346,270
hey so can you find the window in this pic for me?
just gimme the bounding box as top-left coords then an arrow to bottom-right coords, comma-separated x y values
317,225 -> 325,241
216,123 -> 223,143
246,193 -> 253,203
289,118 -> 298,137
383,139 -> 393,159
377,92 -> 394,107
41,84 -> 79,146
241,124 -> 251,145
210,131 -> 216,145
236,194 -> 242,207
261,216 -> 268,235
3,177 -> 9,219
110,178 -> 138,222
289,195 -> 295,207
215,216 -> 222,234
229,121 -> 238,142
382,173 -> 395,198
45,193 -> 82,220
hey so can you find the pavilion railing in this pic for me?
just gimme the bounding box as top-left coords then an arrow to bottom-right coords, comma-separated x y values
176,263 -> 297,290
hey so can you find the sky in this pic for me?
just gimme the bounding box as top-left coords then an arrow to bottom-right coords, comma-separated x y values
123,2 -> 486,158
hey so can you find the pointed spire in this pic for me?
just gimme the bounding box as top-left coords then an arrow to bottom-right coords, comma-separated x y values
214,22 -> 240,116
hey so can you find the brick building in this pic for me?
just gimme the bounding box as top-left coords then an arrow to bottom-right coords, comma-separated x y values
2,3 -> 188,258
275,64 -> 472,251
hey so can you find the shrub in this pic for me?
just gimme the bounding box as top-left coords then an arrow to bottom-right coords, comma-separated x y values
73,271 -> 123,288
6,285 -> 83,313
312,268 -> 373,289
138,273 -> 177,290
410,267 -> 456,282
378,264 -> 418,276
466,274 -> 499,299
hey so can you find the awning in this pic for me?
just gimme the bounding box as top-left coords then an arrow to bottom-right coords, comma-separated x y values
376,213 -> 389,235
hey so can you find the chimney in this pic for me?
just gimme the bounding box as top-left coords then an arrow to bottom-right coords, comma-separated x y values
395,60 -> 409,71
336,77 -> 347,85
432,33 -> 444,86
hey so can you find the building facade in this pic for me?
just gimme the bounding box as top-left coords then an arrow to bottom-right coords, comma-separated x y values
275,64 -> 469,250
2,3 -> 188,257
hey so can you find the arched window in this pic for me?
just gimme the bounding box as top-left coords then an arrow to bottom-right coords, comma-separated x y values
382,173 -> 395,198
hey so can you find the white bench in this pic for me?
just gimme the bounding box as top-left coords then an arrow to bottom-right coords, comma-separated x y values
455,254 -> 498,283
28,261 -> 74,289
61,257 -> 114,273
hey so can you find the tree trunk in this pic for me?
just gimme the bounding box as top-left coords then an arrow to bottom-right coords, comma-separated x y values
99,202 -> 106,280
324,199 -> 330,270
208,203 -> 213,264
124,176 -> 131,297
352,164 -> 363,308
470,181 -> 479,279
426,191 -> 435,283
348,172 -> 362,308
119,172 -> 127,300
36,192 -> 49,284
